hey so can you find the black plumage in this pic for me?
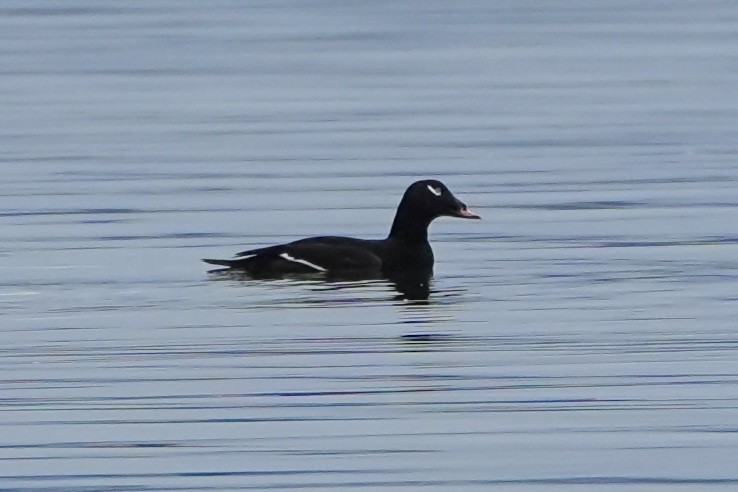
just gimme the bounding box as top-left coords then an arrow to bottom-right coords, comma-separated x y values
203,179 -> 479,276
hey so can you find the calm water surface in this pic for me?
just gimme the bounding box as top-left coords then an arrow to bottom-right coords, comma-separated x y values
2,1 -> 738,490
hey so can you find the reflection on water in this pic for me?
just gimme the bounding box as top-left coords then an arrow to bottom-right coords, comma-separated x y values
2,0 -> 738,490
207,267 -> 434,302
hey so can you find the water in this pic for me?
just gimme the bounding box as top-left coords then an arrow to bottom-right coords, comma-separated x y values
2,1 -> 738,490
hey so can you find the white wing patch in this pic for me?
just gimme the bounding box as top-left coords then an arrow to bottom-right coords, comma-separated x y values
427,184 -> 442,196
279,252 -> 327,272
234,253 -> 257,259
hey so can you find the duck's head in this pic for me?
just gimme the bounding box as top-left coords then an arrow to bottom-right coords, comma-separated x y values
389,179 -> 480,242
405,179 -> 481,220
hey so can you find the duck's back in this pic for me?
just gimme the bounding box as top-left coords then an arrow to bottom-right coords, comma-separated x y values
206,236 -> 383,275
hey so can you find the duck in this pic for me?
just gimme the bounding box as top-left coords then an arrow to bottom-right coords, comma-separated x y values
203,179 -> 480,276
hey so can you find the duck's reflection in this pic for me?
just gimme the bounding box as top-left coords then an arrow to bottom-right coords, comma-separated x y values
207,267 -> 433,302
385,269 -> 432,302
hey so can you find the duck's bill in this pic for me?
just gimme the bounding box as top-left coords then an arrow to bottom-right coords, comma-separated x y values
454,206 -> 481,219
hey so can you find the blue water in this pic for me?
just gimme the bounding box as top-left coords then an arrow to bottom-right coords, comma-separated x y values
2,1 -> 738,490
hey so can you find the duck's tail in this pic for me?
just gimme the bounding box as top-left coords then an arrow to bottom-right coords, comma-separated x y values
202,258 -> 238,267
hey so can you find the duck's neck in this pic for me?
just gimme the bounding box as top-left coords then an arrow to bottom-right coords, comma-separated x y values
388,206 -> 432,244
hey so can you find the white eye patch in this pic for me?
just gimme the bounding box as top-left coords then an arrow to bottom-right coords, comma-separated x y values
427,185 -> 442,196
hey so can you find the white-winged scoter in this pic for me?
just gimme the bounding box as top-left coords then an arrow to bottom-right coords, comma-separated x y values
203,179 -> 479,275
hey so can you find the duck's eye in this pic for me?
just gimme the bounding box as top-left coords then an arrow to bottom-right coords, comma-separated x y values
427,185 -> 442,196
